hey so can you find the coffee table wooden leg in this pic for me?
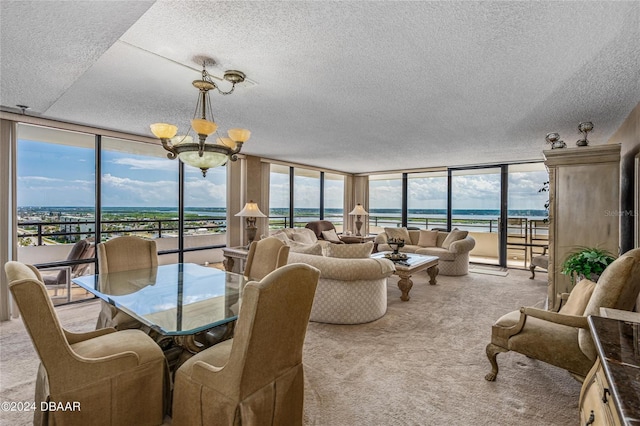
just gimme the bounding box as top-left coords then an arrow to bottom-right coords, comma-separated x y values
427,265 -> 439,285
396,271 -> 413,301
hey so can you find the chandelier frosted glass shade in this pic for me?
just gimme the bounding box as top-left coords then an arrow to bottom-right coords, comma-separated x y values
178,150 -> 229,170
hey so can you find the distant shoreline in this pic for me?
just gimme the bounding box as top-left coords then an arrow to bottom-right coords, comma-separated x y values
18,206 -> 547,220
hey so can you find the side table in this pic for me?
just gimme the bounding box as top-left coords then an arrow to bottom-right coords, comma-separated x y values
222,246 -> 249,273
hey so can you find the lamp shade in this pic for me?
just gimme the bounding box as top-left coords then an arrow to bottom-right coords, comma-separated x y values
216,137 -> 236,149
235,201 -> 267,218
349,204 -> 369,216
150,123 -> 178,139
191,118 -> 218,136
228,128 -> 251,143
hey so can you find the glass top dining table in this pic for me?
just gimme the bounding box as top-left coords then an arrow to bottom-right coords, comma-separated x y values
72,263 -> 250,336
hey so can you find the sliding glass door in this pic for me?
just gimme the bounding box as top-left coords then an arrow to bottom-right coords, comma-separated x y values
450,167 -> 503,266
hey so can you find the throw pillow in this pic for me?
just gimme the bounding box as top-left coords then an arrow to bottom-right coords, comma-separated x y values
559,279 -> 596,316
326,241 -> 374,259
417,230 -> 438,247
288,242 -> 324,256
384,227 -> 411,243
292,230 -> 315,244
441,228 -> 469,250
321,229 -> 342,243
269,232 -> 290,244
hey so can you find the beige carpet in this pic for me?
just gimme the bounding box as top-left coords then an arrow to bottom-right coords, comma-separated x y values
0,269 -> 580,425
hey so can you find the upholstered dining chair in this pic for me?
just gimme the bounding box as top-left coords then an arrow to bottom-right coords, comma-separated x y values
485,247 -> 640,382
96,235 -> 158,330
243,236 -> 290,280
171,263 -> 320,426
4,261 -> 168,426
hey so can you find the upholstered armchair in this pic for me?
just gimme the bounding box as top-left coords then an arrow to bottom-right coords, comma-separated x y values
5,261 -> 168,426
484,248 -> 640,382
529,246 -> 549,279
244,236 -> 290,280
171,263 -> 320,426
305,220 -> 344,243
96,236 -> 158,330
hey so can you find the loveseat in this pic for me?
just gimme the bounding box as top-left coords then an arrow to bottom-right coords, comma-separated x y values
375,227 -> 476,276
285,244 -> 395,325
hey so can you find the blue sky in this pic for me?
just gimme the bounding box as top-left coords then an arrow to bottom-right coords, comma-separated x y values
17,140 -> 226,208
18,140 -> 548,211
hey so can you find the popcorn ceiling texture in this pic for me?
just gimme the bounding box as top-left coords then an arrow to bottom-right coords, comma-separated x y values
1,1 -> 638,173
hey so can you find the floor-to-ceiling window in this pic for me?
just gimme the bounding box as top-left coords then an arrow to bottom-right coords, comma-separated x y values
368,163 -> 548,268
182,160 -> 227,264
268,164 -> 346,230
269,164 -> 291,229
407,171 -> 447,230
101,136 -> 179,262
507,163 -> 549,268
293,169 -> 321,227
368,173 -> 403,233
450,167 -> 502,266
16,124 -> 96,304
324,172 -> 345,231
15,123 -> 230,305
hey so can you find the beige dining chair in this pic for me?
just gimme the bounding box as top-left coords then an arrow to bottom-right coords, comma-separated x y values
96,235 -> 158,330
171,263 -> 320,426
4,261 -> 168,426
243,236 -> 290,280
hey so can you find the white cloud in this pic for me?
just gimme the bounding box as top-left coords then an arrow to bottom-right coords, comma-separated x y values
102,173 -> 178,206
110,157 -> 176,171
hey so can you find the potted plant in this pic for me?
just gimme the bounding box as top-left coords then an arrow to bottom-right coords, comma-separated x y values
561,247 -> 616,285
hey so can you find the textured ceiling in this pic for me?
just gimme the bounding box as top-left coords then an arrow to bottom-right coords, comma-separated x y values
1,1 -> 639,174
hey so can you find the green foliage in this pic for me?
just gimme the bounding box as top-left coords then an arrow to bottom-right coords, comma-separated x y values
561,247 -> 616,284
538,181 -> 550,223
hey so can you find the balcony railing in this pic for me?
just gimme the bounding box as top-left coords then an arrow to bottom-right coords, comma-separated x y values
18,217 -> 227,246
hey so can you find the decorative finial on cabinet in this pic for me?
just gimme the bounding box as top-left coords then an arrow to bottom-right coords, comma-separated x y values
576,122 -> 593,146
545,132 -> 566,149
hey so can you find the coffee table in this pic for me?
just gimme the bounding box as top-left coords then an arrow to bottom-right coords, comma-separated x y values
371,252 -> 439,301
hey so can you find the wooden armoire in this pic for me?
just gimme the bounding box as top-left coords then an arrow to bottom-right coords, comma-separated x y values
543,144 -> 621,308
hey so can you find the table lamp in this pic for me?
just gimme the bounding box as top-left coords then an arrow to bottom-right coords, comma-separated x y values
349,203 -> 369,236
235,201 -> 267,247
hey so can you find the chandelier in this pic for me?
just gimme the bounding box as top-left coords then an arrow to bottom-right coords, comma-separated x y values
150,60 -> 251,177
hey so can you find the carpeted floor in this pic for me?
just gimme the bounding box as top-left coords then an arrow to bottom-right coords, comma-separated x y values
0,268 -> 581,425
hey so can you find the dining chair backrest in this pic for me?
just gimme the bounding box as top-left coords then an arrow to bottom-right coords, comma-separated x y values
97,235 -> 157,274
5,261 -> 75,392
244,236 -> 290,280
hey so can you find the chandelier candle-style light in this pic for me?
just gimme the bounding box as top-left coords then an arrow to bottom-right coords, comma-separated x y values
150,60 -> 251,177
349,203 -> 369,236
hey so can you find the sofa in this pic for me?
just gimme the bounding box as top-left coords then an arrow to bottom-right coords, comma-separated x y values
375,227 -> 476,276
269,227 -> 329,248
284,244 -> 395,325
